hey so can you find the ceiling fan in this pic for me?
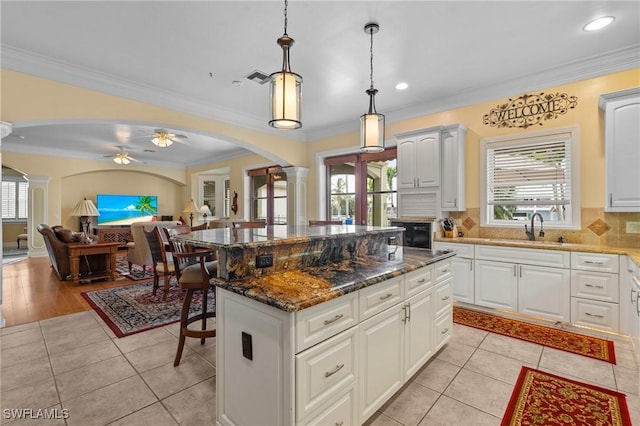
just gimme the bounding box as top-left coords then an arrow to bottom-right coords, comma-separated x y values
148,128 -> 187,148
104,147 -> 141,165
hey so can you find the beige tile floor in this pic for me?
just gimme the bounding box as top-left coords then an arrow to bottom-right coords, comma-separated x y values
1,310 -> 639,426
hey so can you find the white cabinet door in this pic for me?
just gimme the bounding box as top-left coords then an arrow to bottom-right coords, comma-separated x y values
396,130 -> 440,189
620,256 -> 640,336
451,257 -> 474,304
518,264 -> 570,322
474,260 -> 518,311
397,138 -> 418,189
416,132 -> 440,187
440,125 -> 466,211
601,88 -> 640,211
404,288 -> 434,380
359,305 -> 405,422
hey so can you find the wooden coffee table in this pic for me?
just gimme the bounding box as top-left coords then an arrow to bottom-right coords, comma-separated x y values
68,242 -> 120,285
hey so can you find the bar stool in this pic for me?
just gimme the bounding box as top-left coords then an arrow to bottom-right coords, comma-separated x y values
165,226 -> 217,366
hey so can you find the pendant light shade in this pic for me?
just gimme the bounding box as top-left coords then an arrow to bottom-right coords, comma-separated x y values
360,23 -> 385,153
269,0 -> 302,129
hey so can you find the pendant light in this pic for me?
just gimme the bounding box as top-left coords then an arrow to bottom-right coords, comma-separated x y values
269,0 -> 302,129
360,22 -> 385,153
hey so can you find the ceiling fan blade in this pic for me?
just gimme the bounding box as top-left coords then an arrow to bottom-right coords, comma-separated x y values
173,134 -> 188,140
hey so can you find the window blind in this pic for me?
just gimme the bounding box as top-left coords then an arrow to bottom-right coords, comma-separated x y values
487,139 -> 570,206
224,179 -> 230,217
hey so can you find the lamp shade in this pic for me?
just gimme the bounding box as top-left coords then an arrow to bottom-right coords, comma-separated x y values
200,205 -> 212,216
71,198 -> 100,217
183,200 -> 198,213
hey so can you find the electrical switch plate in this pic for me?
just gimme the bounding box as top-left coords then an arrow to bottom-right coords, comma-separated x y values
626,221 -> 640,234
255,254 -> 274,268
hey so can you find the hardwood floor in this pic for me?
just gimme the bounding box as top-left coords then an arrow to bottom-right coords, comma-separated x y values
1,250 -> 135,326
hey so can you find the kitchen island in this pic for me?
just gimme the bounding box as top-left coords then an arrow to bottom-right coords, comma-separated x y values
177,225 -> 455,426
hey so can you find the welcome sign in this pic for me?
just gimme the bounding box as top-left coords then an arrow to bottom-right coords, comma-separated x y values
483,92 -> 578,129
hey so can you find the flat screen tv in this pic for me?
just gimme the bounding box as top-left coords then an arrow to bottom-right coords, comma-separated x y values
96,194 -> 158,226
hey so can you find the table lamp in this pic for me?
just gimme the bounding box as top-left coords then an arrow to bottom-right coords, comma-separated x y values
183,200 -> 198,227
71,198 -> 100,233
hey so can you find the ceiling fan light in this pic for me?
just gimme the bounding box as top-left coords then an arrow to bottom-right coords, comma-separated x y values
151,134 -> 174,147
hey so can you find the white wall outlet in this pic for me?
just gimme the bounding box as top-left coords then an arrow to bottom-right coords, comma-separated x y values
626,221 -> 640,234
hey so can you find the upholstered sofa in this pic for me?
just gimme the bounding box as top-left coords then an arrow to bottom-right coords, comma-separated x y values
37,224 -> 106,281
126,221 -> 180,272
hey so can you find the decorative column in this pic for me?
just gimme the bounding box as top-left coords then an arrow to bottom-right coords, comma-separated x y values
282,166 -> 309,226
1,122 -> 12,327
27,175 -> 51,258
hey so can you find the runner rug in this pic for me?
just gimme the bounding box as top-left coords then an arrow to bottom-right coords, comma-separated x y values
81,279 -> 215,338
453,306 -> 616,364
502,366 -> 631,426
115,256 -> 154,281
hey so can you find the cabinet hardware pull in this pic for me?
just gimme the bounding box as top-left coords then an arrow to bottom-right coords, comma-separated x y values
418,278 -> 426,283
514,265 -> 517,277
519,265 -> 522,278
323,314 -> 344,325
442,295 -> 450,301
379,293 -> 393,301
441,268 -> 449,273
336,422 -> 344,426
585,284 -> 604,289
584,260 -> 604,265
470,261 -> 473,271
632,288 -> 637,303
441,327 -> 449,334
585,312 -> 604,319
636,291 -> 640,316
609,193 -> 613,207
402,305 -> 407,323
324,364 -> 344,378
454,197 -> 457,207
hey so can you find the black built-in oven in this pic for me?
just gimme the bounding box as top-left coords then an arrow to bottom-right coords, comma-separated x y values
390,220 -> 433,249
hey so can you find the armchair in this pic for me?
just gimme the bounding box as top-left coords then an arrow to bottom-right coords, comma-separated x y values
37,224 -> 106,281
126,221 -> 180,273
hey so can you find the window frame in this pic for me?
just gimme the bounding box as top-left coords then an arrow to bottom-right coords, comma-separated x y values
1,176 -> 28,223
248,166 -> 287,225
480,125 -> 581,229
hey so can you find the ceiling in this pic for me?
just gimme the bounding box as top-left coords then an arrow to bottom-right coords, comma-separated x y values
1,1 -> 639,168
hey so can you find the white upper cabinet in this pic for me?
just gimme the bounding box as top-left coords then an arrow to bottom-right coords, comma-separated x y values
599,88 -> 640,212
440,124 -> 467,211
397,129 -> 441,190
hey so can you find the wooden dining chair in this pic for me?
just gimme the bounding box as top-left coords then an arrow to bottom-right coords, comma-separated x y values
308,220 -> 342,226
164,226 -> 217,366
143,227 -> 176,302
232,220 -> 267,229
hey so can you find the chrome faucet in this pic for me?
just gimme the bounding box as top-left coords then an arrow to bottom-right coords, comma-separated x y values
525,213 -> 545,241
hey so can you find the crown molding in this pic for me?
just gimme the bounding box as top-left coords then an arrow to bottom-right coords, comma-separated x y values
307,44 -> 640,142
1,45 -> 307,143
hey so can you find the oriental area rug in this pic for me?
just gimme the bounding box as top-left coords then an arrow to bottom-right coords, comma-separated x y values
453,306 -> 616,364
81,279 -> 215,337
115,256 -> 154,281
502,366 -> 631,426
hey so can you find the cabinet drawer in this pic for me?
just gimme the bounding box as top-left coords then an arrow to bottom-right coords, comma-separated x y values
296,327 -> 358,421
571,270 -> 619,303
434,279 -> 452,318
295,292 -> 358,353
359,277 -> 404,321
570,297 -> 619,332
434,242 -> 474,258
475,245 -> 570,268
405,266 -> 434,298
435,261 -> 452,283
571,252 -> 619,273
299,384 -> 358,426
434,310 -> 452,351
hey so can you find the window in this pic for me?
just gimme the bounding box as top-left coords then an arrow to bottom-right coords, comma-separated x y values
481,126 -> 580,228
325,148 -> 397,226
249,167 -> 287,224
199,175 -> 230,217
2,177 -> 28,221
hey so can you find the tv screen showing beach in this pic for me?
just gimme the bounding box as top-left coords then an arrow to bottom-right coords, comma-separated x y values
96,194 -> 158,226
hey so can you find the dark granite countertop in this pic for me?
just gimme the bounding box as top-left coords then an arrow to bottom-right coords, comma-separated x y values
212,247 -> 455,312
178,224 -> 402,250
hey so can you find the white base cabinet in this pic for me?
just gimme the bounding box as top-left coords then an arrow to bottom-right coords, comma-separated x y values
434,242 -> 474,304
217,259 -> 452,426
474,260 -> 518,312
518,264 -> 571,322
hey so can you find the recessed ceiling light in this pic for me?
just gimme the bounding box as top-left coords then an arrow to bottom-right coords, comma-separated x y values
395,82 -> 409,90
583,16 -> 615,32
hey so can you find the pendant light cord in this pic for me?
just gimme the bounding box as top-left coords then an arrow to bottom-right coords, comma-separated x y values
369,26 -> 374,90
283,0 -> 288,36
